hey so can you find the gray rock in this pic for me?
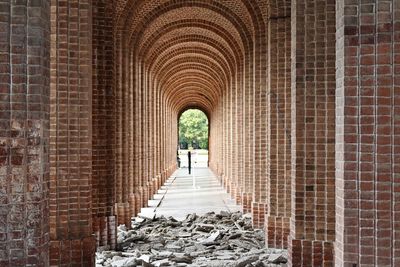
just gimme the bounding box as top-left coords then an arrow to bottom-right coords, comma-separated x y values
195,223 -> 215,232
268,253 -> 287,264
216,254 -> 236,260
178,232 -> 192,238
228,233 -> 242,239
96,211 -> 286,267
165,244 -> 182,252
170,255 -> 193,264
139,255 -> 151,263
157,251 -> 174,258
185,213 -> 197,222
152,259 -> 170,267
200,230 -> 220,245
253,261 -> 266,267
111,257 -> 137,267
235,255 -> 259,267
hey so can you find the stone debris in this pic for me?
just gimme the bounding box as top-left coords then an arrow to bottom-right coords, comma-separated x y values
96,211 -> 288,267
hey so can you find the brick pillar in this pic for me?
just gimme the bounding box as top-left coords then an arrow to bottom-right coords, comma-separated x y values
225,83 -> 232,196
115,33 -> 128,227
222,91 -> 228,192
230,81 -> 238,202
92,0 -> 116,249
133,60 -> 142,217
289,0 -> 336,266
335,1 -> 400,266
233,77 -> 243,204
0,1 -> 50,266
49,1 -> 96,266
242,53 -> 254,214
114,21 -> 142,227
266,2 -> 291,248
252,23 -> 268,229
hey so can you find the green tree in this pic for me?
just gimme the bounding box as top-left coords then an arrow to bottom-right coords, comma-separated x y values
179,109 -> 209,149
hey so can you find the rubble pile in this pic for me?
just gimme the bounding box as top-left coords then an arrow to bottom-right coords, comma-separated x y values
96,211 -> 288,267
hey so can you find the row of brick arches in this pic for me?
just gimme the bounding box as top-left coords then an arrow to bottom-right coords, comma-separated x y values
1,0 -> 399,266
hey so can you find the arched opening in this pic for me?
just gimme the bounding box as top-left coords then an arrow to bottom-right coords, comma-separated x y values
178,108 -> 209,168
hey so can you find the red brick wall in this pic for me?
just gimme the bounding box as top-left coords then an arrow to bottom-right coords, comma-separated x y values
2,1 -> 400,267
49,0 -> 96,265
92,0 -> 117,249
336,0 -> 399,266
266,10 -> 291,248
289,0 -> 336,266
114,14 -> 130,228
253,9 -> 269,229
0,1 -> 51,265
243,50 -> 255,214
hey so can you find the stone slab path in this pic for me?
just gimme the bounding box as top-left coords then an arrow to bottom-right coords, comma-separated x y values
139,168 -> 241,221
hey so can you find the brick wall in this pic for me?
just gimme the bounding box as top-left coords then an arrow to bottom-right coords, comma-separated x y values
0,1 -> 50,265
253,8 -> 269,229
266,2 -> 291,248
92,0 -> 117,249
289,0 -> 336,266
2,1 -> 400,266
336,0 -> 399,266
49,0 -> 96,265
243,49 -> 255,214
115,19 -> 131,228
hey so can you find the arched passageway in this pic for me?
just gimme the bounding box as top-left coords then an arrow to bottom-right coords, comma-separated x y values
1,1 -> 399,267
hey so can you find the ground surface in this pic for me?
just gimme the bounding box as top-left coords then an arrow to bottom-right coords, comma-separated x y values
96,212 -> 288,267
96,168 -> 288,267
178,150 -> 208,168
140,168 -> 240,220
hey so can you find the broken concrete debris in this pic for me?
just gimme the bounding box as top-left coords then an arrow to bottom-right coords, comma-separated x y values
96,211 -> 288,267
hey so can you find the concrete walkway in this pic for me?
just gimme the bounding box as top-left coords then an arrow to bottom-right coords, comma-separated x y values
139,168 -> 241,221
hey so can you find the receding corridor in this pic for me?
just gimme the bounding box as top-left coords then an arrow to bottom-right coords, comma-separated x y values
1,1 -> 399,267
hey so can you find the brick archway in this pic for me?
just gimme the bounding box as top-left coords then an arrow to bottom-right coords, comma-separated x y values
1,1 -> 399,267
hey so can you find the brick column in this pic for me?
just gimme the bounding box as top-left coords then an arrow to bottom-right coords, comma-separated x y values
335,1 -> 399,266
252,23 -> 268,229
229,82 -> 237,201
92,0 -> 116,250
133,59 -> 143,216
115,35 -> 130,227
226,83 -> 232,195
234,73 -> 244,204
265,2 -> 291,248
210,104 -> 223,178
242,54 -> 254,213
145,63 -> 150,207
289,0 -> 336,266
221,91 -> 228,190
49,1 -> 96,266
0,1 -> 50,266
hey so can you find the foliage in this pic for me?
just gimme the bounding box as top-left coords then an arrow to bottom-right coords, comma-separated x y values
179,109 -> 209,149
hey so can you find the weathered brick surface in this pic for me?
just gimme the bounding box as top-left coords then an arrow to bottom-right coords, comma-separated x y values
92,0 -> 117,249
1,1 -> 400,267
0,1 -> 51,266
289,0 -> 336,266
253,6 -> 268,229
49,0 -> 96,265
336,0 -> 399,266
49,236 -> 96,267
266,10 -> 291,248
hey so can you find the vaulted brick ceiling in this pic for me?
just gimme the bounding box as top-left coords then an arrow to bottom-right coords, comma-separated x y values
114,0 -> 266,115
